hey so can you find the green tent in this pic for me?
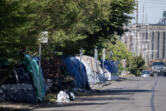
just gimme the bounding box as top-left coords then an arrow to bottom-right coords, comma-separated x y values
21,55 -> 46,101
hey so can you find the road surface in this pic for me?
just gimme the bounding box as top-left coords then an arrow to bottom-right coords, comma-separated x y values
33,77 -> 166,111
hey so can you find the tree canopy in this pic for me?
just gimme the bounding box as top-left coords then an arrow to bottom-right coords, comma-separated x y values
39,0 -> 135,55
0,0 -> 135,81
0,0 -> 47,61
0,0 -> 47,83
0,0 -> 135,56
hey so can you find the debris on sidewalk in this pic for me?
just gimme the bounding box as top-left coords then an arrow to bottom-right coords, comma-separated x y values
56,90 -> 70,103
56,90 -> 76,103
69,92 -> 75,101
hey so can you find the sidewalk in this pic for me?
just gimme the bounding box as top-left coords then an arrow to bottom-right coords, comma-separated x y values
0,77 -> 127,111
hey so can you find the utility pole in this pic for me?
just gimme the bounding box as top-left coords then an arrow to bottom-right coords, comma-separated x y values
142,4 -> 144,24
136,0 -> 139,24
136,0 -> 139,55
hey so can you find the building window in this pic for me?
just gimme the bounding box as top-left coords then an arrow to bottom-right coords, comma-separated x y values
163,32 -> 165,59
152,32 -> 154,59
157,32 -> 160,59
146,32 -> 148,40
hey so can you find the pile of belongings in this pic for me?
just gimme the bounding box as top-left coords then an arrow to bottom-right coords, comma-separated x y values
42,54 -> 74,93
0,55 -> 46,103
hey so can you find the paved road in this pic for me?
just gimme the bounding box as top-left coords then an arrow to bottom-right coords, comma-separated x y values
33,77 -> 166,111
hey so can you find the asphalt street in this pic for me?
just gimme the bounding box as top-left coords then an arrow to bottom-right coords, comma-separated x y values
33,77 -> 166,111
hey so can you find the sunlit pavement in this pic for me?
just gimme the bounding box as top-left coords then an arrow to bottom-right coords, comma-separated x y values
33,77 -> 166,111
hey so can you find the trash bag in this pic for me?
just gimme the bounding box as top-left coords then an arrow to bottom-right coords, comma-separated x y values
68,92 -> 75,101
56,90 -> 70,103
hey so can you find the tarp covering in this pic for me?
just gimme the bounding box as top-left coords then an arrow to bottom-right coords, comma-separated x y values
75,57 -> 97,84
102,60 -> 119,80
32,57 -> 47,94
63,57 -> 90,89
0,55 -> 46,102
0,65 -> 37,103
103,60 -> 118,73
21,55 -> 46,101
102,68 -> 112,80
81,56 -> 107,84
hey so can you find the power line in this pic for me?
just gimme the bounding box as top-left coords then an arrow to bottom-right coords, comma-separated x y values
144,4 -> 166,6
145,5 -> 166,9
136,0 -> 139,24
143,2 -> 166,4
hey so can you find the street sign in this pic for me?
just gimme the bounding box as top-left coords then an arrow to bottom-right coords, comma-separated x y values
39,31 -> 48,43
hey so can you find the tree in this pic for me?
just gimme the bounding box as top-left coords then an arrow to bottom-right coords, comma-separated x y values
97,36 -> 133,71
78,0 -> 135,54
0,0 -> 135,83
0,0 -> 47,84
130,55 -> 145,76
39,0 -> 135,55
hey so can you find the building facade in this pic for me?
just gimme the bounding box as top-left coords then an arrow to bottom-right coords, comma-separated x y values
121,24 -> 166,63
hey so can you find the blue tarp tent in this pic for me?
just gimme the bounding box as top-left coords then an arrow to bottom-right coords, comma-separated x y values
63,57 -> 90,89
102,60 -> 118,74
100,60 -> 119,80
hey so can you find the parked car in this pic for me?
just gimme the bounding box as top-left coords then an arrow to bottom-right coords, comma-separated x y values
151,62 -> 166,76
141,70 -> 150,77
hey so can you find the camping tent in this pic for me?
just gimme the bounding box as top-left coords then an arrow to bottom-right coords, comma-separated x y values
102,60 -> 119,80
0,55 -> 46,102
63,57 -> 90,89
81,55 -> 106,84
19,55 -> 46,101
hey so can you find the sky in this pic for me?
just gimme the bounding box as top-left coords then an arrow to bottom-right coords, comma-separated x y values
132,0 -> 166,24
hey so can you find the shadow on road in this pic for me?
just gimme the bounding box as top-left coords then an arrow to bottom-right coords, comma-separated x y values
0,107 -> 30,111
85,89 -> 152,96
0,88 -> 152,111
33,88 -> 152,110
78,97 -> 131,101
